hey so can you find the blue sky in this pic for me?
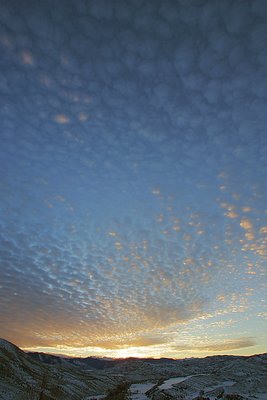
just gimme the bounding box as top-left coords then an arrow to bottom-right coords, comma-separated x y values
0,0 -> 266,358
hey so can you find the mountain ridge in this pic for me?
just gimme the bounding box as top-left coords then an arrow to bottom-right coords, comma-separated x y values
1,338 -> 267,400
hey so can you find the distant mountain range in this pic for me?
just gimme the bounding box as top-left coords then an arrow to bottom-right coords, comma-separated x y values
0,338 -> 266,400
27,350 -> 180,370
28,350 -> 117,370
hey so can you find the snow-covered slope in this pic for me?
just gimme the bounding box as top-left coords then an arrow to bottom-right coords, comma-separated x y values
1,339 -> 267,400
0,339 -> 120,399
123,354 -> 267,400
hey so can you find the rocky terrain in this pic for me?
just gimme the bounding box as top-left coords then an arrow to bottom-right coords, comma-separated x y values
1,339 -> 267,399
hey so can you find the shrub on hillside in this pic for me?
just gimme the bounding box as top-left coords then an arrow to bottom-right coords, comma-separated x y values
104,382 -> 129,400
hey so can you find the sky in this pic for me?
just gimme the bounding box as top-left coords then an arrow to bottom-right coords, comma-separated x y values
0,0 -> 266,359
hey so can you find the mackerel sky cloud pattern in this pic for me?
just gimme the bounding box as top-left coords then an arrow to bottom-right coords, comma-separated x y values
0,0 -> 266,357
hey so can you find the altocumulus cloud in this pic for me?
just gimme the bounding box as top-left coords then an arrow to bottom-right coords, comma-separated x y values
0,0 -> 266,354
172,338 -> 256,353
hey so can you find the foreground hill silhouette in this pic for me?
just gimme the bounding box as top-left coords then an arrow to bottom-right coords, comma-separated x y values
0,338 -> 267,399
0,338 -> 120,399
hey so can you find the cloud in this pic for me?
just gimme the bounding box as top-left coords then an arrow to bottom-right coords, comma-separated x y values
90,334 -> 170,350
199,338 -> 256,352
172,338 -> 256,353
0,0 -> 266,356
